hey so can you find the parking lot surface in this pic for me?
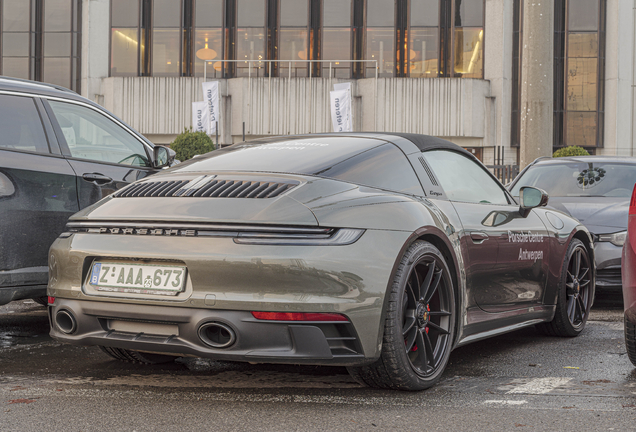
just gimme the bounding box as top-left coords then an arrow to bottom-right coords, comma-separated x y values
0,292 -> 635,431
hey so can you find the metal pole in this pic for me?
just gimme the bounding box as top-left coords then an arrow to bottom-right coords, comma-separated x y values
375,60 -> 378,132
268,62 -> 272,134
215,121 -> 218,147
248,60 -> 251,136
308,59 -> 312,133
288,61 -> 292,134
204,61 -> 207,81
242,122 -> 245,142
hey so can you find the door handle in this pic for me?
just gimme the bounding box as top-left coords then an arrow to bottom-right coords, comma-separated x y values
470,231 -> 489,243
82,173 -> 112,184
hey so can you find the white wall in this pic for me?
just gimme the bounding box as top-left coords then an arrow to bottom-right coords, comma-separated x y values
603,0 -> 635,156
100,76 -> 493,146
81,0 -> 110,103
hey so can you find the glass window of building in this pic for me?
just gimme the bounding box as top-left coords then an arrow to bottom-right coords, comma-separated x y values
366,0 -> 395,77
43,0 -> 73,88
565,0 -> 602,147
409,0 -> 439,77
152,0 -> 181,76
553,0 -> 605,149
236,0 -> 266,77
279,0 -> 309,77
452,0 -> 483,78
1,0 -> 80,90
194,0 -> 224,77
1,0 -> 31,80
111,0 -> 141,76
322,0 -> 352,78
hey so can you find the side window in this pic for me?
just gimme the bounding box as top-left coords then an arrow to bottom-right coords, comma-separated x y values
424,150 -> 509,205
0,94 -> 49,154
317,143 -> 424,195
47,100 -> 151,167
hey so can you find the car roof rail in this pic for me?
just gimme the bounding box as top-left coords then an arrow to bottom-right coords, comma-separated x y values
0,76 -> 77,94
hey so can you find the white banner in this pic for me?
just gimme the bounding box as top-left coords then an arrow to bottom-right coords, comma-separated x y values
330,88 -> 352,132
202,81 -> 220,134
333,82 -> 351,92
192,101 -> 209,133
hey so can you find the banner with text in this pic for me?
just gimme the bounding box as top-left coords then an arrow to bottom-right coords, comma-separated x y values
192,101 -> 209,133
330,82 -> 352,132
202,81 -> 219,134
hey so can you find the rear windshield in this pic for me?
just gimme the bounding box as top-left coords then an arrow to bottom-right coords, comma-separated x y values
510,161 -> 636,198
176,137 -> 423,195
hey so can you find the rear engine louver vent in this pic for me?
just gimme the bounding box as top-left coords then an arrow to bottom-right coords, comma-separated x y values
114,178 -> 298,199
418,156 -> 439,186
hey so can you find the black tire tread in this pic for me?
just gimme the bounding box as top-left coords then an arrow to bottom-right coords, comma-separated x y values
625,317 -> 636,367
347,241 -> 454,391
536,238 -> 591,337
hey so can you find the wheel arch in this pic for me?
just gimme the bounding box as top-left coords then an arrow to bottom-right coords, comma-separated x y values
375,226 -> 463,357
572,227 -> 595,267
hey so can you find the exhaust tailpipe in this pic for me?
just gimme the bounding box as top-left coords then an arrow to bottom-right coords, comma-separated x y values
55,309 -> 77,334
198,322 -> 236,348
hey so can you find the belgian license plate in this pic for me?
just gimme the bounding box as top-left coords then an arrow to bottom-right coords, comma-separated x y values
88,262 -> 186,296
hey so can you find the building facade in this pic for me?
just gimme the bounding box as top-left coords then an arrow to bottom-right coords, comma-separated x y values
0,0 -> 634,166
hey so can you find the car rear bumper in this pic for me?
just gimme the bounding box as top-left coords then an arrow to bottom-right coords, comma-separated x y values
623,234 -> 636,324
47,228 -> 412,362
48,298 -> 370,366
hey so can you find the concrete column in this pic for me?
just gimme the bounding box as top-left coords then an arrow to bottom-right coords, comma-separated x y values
484,0 -> 514,165
519,0 -> 554,168
81,0 -> 110,103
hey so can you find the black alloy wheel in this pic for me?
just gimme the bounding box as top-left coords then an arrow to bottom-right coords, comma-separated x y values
537,238 -> 594,337
564,243 -> 592,328
347,241 -> 455,390
402,259 -> 453,377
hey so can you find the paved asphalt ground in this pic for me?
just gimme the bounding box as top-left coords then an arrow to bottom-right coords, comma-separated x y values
0,292 -> 634,431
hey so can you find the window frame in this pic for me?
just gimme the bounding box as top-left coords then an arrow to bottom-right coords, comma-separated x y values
553,0 -> 606,150
406,0 -> 442,78
0,92 -> 57,156
423,149 -> 514,205
40,96 -> 155,169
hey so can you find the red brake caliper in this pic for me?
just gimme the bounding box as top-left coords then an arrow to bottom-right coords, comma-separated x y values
425,304 -> 430,334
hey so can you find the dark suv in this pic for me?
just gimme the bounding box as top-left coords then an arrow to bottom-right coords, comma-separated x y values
0,77 -> 175,305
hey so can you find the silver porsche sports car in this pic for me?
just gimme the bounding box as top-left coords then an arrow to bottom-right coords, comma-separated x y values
48,133 -> 595,390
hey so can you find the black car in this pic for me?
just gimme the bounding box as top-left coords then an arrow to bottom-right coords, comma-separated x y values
0,77 -> 174,306
510,156 -> 636,291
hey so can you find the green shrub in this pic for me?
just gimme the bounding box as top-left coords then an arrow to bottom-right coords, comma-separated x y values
169,127 -> 215,161
552,146 -> 590,158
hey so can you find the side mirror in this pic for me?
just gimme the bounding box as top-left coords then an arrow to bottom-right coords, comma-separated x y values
519,186 -> 549,217
153,145 -> 176,168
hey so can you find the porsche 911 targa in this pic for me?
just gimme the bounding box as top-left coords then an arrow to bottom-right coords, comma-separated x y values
48,133 -> 595,390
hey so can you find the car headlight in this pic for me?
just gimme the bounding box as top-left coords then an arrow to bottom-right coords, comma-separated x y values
597,230 -> 627,247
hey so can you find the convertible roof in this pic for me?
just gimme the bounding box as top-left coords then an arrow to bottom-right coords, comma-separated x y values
238,132 -> 474,158
373,132 -> 474,158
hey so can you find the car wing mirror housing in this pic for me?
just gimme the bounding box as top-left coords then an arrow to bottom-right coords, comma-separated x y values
519,186 -> 549,218
153,145 -> 176,168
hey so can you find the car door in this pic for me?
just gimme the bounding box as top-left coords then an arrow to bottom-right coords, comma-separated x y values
0,93 -> 79,292
42,98 -> 159,209
422,150 -> 550,316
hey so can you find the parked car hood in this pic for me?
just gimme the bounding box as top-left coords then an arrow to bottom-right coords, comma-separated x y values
547,196 -> 628,234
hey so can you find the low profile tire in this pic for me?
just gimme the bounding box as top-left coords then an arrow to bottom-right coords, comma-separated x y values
625,317 -> 636,366
537,238 -> 594,337
347,240 -> 455,391
98,346 -> 177,364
